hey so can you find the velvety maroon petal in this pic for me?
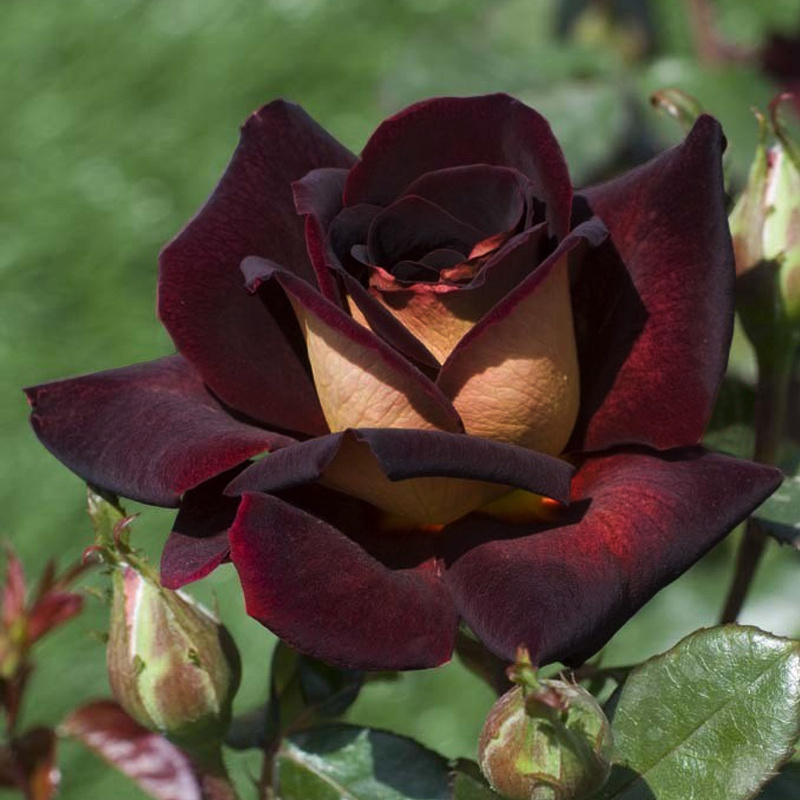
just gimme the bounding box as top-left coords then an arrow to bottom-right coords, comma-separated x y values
292,167 -> 352,303
228,490 -> 457,669
367,195 -> 484,265
345,94 -> 572,238
441,447 -> 782,665
401,165 -> 526,236
569,115 -> 733,452
419,249 -> 466,269
161,469 -> 242,589
158,101 -> 355,434
242,257 -> 463,433
328,204 -> 382,270
25,356 -> 294,507
227,428 -> 573,505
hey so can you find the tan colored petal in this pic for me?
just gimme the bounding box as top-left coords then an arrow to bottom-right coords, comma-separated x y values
355,227 -> 546,364
321,437 -> 508,524
437,251 -> 580,455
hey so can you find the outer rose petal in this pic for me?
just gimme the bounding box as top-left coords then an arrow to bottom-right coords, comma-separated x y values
229,490 -> 458,669
160,468 -> 242,589
344,94 -> 573,238
159,101 -> 355,435
25,356 -> 293,507
569,115 -> 733,452
441,447 -> 783,665
227,427 -> 573,524
437,219 -> 607,455
242,257 -> 463,434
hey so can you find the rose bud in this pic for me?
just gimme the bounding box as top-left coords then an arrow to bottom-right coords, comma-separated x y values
27,94 -> 783,673
478,676 -> 612,800
729,97 -> 800,340
107,564 -> 240,752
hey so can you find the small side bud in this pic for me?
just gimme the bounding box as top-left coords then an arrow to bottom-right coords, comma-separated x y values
478,650 -> 612,800
729,97 -> 800,347
107,565 -> 240,754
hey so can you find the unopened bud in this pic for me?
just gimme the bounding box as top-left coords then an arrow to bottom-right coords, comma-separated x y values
729,98 -> 800,341
478,678 -> 612,800
107,565 -> 240,750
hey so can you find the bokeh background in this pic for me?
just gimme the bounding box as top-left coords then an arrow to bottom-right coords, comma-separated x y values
4,0 -> 800,797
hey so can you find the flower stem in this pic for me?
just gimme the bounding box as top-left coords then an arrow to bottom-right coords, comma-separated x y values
719,345 -> 793,623
190,745 -> 241,800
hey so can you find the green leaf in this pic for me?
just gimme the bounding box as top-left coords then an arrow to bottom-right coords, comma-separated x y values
701,426 -> 800,548
450,759 -> 504,800
756,763 -> 800,799
754,468 -> 800,549
276,723 -> 452,800
596,626 -> 800,800
298,654 -> 363,718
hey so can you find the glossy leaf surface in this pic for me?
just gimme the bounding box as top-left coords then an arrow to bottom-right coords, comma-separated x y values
597,627 -> 800,800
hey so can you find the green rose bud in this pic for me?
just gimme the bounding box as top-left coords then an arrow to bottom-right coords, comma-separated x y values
729,97 -> 800,341
478,654 -> 612,800
107,565 -> 241,752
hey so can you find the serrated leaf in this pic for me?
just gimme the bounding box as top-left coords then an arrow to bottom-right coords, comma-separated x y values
595,626 -> 800,800
756,763 -> 800,799
276,723 -> 452,800
62,701 -> 201,800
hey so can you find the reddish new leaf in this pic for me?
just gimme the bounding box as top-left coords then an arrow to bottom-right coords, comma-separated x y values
12,727 -> 59,800
62,701 -> 201,800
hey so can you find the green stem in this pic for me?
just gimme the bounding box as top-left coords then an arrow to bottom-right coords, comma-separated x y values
719,344 -> 794,623
258,740 -> 279,800
184,742 -> 241,800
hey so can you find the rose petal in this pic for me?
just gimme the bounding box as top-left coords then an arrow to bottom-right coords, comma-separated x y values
229,490 -> 458,669
345,94 -> 572,239
441,447 -> 783,665
339,271 -> 440,367
401,165 -> 526,236
158,101 -> 355,434
25,356 -> 293,507
436,219 -> 607,454
226,427 -> 573,524
363,223 -> 549,365
569,115 -> 733,451
161,469 -> 242,589
367,195 -> 485,265
242,257 -> 463,433
292,167 -> 351,301
292,180 -> 442,367
327,204 -> 382,272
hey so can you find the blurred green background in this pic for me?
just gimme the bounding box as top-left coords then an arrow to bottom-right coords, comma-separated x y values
3,0 -> 800,797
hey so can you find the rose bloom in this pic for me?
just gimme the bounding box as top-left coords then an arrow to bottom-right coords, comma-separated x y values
27,94 -> 780,670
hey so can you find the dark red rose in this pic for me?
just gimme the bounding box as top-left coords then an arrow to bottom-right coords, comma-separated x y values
26,94 -> 781,670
